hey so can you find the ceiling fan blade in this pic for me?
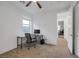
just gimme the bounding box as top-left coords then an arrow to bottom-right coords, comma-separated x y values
36,1 -> 42,8
26,1 -> 32,7
20,1 -> 25,4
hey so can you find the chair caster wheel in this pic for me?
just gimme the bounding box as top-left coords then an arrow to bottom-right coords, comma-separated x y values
34,46 -> 36,48
28,48 -> 30,50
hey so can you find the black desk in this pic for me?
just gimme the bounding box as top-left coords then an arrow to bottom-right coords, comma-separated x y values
17,36 -> 25,48
17,34 -> 43,48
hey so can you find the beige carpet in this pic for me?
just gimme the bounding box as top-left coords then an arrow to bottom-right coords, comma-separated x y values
0,37 -> 77,58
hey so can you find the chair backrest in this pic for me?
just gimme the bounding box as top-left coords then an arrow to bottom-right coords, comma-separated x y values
25,33 -> 32,43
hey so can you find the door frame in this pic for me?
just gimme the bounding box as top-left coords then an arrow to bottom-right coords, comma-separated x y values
72,1 -> 78,55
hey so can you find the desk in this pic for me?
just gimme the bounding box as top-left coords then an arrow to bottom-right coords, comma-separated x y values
17,36 -> 25,48
31,34 -> 43,40
17,34 -> 43,48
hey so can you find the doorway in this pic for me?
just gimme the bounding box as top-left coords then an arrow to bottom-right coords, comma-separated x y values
57,9 -> 74,54
57,18 -> 64,38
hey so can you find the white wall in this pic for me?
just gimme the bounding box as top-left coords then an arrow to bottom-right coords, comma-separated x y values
33,11 -> 57,45
0,2 -> 32,54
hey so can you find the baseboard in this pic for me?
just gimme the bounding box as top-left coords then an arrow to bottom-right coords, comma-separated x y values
0,47 -> 17,55
45,43 -> 56,46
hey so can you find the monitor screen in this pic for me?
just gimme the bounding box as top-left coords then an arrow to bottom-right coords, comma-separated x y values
34,29 -> 40,34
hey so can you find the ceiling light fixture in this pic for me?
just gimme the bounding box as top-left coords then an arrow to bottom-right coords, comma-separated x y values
33,0 -> 37,2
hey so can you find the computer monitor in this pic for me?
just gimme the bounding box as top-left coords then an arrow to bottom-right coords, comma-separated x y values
34,29 -> 40,34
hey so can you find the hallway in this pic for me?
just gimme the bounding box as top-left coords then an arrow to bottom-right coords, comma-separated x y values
0,37 -> 77,58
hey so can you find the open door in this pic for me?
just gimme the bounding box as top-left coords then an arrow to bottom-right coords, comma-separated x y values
64,9 -> 73,54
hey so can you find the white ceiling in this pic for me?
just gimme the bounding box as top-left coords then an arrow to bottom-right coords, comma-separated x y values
12,1 -> 74,16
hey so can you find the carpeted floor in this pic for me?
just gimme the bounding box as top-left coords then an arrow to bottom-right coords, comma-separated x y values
0,37 -> 77,58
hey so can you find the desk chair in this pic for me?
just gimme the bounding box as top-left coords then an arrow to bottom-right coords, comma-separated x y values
25,33 -> 37,50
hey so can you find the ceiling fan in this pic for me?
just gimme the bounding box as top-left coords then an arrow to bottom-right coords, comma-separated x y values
20,1 -> 42,9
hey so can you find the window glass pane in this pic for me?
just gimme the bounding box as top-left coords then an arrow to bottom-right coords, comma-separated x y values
21,26 -> 30,33
23,19 -> 29,25
22,19 -> 30,33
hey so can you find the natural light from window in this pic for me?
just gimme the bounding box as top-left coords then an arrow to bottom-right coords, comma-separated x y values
22,19 -> 30,33
23,19 -> 29,25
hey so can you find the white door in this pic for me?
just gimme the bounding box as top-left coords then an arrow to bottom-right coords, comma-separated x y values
64,9 -> 73,54
67,10 -> 73,54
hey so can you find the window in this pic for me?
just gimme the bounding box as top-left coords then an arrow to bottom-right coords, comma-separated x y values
21,19 -> 30,33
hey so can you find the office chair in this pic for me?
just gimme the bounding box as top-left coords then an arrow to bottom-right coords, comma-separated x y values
25,33 -> 37,50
